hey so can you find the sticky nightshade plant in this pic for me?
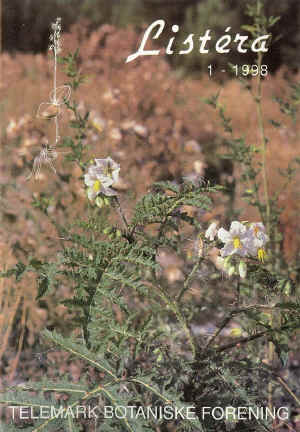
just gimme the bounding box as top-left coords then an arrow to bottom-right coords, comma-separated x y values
204,0 -> 300,416
217,221 -> 269,261
204,220 -> 269,279
1,8 -> 300,432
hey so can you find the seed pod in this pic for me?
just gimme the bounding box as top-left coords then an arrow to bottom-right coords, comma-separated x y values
37,103 -> 60,120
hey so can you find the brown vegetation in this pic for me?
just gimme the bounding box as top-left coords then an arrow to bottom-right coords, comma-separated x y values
1,22 -> 300,383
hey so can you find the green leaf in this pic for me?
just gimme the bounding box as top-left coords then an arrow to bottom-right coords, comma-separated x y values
43,330 -> 117,379
241,24 -> 256,34
36,277 -> 49,300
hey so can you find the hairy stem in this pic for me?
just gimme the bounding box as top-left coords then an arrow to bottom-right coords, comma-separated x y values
151,275 -> 197,358
177,258 -> 202,302
114,196 -> 130,232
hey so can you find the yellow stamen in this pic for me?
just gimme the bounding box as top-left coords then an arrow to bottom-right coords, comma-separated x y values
233,237 -> 241,249
254,226 -> 260,237
257,248 -> 267,262
93,180 -> 101,192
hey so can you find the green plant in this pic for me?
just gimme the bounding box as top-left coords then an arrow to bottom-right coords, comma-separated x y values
204,0 -> 300,415
1,5 -> 300,432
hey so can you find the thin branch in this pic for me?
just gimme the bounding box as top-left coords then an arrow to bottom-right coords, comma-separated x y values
203,322 -> 299,358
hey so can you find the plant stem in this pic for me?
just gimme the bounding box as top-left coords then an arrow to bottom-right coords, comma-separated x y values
276,376 -> 300,408
256,42 -> 273,410
256,52 -> 270,237
53,41 -> 57,104
177,259 -> 202,302
114,196 -> 129,232
150,276 -> 197,358
267,310 -> 274,410
202,321 -> 296,358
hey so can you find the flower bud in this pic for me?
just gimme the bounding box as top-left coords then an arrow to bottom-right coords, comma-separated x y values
95,196 -> 104,208
227,265 -> 235,277
238,261 -> 247,279
224,256 -> 232,270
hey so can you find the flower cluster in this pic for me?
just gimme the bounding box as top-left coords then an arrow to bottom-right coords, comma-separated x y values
205,221 -> 269,278
84,157 -> 120,202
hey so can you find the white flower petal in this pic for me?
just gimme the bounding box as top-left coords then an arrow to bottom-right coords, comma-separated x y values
84,173 -> 95,187
94,157 -> 120,184
87,187 -> 97,201
101,186 -> 117,196
94,159 -> 106,169
218,228 -> 231,244
98,174 -> 114,187
220,242 -> 235,257
250,222 -> 266,233
205,222 -> 218,241
257,231 -> 269,245
235,246 -> 249,257
230,221 -> 246,236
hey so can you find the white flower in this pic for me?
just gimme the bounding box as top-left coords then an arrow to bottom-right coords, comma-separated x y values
249,222 -> 268,244
205,222 -> 218,241
84,160 -> 119,201
94,157 -> 120,184
247,222 -> 269,261
218,221 -> 251,257
87,184 -> 117,201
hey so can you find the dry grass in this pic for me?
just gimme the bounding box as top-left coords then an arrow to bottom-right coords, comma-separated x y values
0,22 -> 299,380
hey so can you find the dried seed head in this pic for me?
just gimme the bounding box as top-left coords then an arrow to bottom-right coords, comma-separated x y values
38,103 -> 60,120
49,17 -> 62,52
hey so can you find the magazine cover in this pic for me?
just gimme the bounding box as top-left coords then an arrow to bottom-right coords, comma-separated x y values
1,1 -> 300,431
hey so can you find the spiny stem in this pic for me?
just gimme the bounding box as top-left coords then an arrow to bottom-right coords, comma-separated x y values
203,321 -> 297,358
276,376 -> 300,408
114,196 -> 129,232
267,310 -> 274,410
171,300 -> 197,358
177,258 -> 202,302
149,274 -> 197,359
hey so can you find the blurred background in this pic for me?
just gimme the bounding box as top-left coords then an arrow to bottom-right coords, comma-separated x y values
3,0 -> 300,73
1,0 -> 300,398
